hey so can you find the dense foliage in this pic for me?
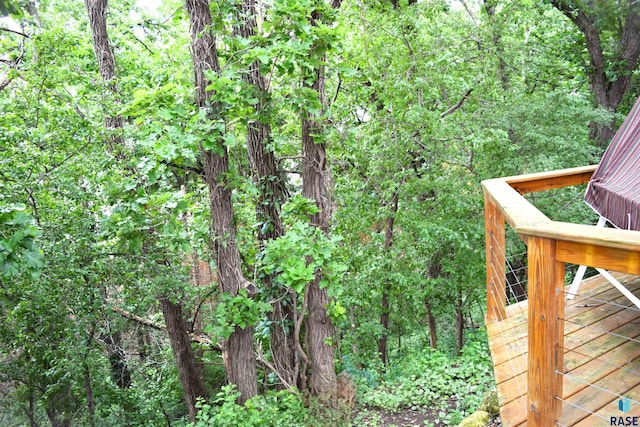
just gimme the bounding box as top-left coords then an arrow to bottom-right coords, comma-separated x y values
1,0 -> 638,426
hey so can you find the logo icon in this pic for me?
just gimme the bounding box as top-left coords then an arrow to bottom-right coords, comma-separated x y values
619,397 -> 631,413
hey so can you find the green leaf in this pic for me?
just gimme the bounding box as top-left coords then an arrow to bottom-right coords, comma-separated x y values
0,0 -> 22,18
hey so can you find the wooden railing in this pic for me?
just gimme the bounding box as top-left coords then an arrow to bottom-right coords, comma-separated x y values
482,165 -> 640,427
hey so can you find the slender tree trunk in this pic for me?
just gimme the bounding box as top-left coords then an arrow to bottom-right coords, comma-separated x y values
185,0 -> 258,403
234,0 -> 296,389
483,0 -> 509,91
378,290 -> 389,368
26,1 -> 41,27
424,300 -> 437,349
377,188 -> 400,369
83,367 -> 95,427
159,296 -> 206,421
551,2 -> 640,148
84,1 -> 135,394
203,110 -> 258,404
455,291 -> 464,356
86,0 -> 207,408
103,329 -> 131,388
84,0 -> 123,151
189,257 -> 211,385
45,407 -> 70,427
25,392 -> 40,427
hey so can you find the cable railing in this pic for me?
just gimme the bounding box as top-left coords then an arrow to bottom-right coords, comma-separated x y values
482,165 -> 640,427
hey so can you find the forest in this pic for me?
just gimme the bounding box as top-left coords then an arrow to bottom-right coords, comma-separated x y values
1,0 -> 639,426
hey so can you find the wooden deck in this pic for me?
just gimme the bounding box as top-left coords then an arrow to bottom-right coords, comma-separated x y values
487,273 -> 640,427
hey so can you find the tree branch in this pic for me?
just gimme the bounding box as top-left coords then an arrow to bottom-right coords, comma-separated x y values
255,344 -> 297,393
0,77 -> 14,91
294,287 -> 311,367
440,88 -> 473,119
129,28 -> 154,54
110,305 -> 219,348
111,306 -> 165,331
160,159 -> 204,176
0,27 -> 29,38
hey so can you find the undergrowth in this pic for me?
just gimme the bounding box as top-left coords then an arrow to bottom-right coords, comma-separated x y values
188,386 -> 352,427
353,330 -> 494,425
189,330 -> 495,427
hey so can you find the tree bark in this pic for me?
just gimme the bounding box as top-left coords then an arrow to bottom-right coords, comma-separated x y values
302,100 -> 337,396
551,1 -> 640,148
83,366 -> 95,427
185,0 -> 258,403
483,0 -> 509,91
84,0 -> 123,151
234,0 -> 296,390
455,291 -> 464,357
189,257 -> 212,384
45,406 -> 70,427
303,97 -> 338,395
86,1 -> 209,408
378,289 -> 389,368
301,62 -> 332,396
26,1 -> 41,28
377,188 -> 400,369
159,296 -> 206,421
300,1 -> 341,396
84,0 -> 134,391
424,300 -> 437,348
25,392 -> 40,427
102,329 -> 131,389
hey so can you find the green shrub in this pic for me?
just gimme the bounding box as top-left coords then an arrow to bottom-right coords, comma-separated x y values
358,331 -> 494,424
189,385 -> 310,427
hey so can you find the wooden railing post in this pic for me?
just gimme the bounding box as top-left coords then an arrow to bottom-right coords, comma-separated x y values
527,236 -> 564,426
485,193 -> 506,322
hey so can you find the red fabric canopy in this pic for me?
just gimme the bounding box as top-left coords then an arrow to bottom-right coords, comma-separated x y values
585,96 -> 640,231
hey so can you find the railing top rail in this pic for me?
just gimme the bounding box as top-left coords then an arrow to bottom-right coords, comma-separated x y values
482,165 -> 640,253
490,165 -> 597,194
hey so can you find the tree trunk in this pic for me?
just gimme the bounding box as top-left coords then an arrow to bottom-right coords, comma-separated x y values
301,67 -> 337,399
84,0 -> 133,392
185,0 -> 258,403
26,391 -> 40,427
234,0 -> 296,390
84,0 -> 123,151
302,107 -> 337,397
301,1 -> 342,398
26,1 -> 41,28
455,291 -> 464,357
86,0 -> 208,410
378,290 -> 389,368
159,296 -> 207,421
551,2 -> 640,148
45,407 -> 70,427
103,329 -> 131,389
377,188 -> 400,369
483,0 -> 509,91
83,367 -> 95,427
189,257 -> 211,385
424,300 -> 437,349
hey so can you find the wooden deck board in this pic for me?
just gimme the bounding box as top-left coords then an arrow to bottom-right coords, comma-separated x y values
487,273 -> 640,427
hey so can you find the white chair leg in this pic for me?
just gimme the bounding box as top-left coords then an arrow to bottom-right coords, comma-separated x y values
566,217 -> 609,301
567,264 -> 588,300
596,268 -> 640,310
